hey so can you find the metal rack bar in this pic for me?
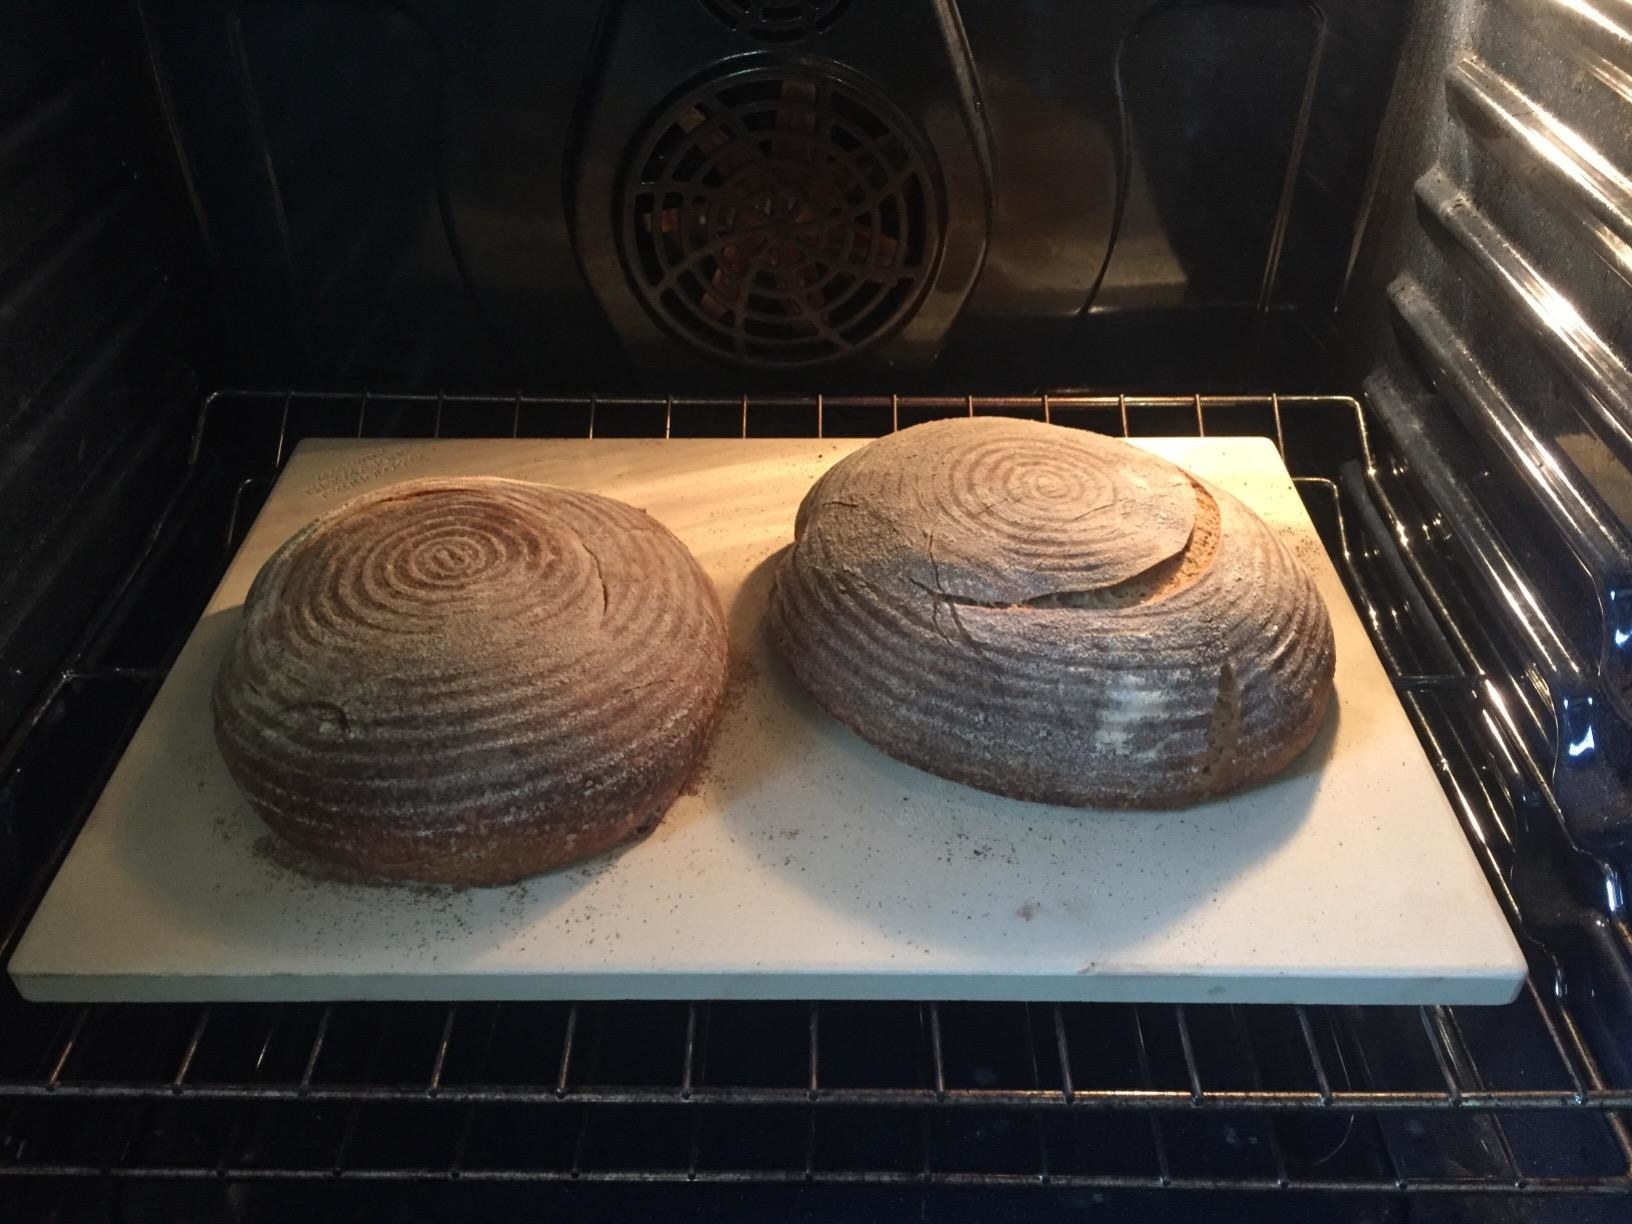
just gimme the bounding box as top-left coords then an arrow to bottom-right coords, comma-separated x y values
1130,1007 -> 1172,1186
1334,1021 -> 1408,1191
1440,1009 -> 1527,1187
109,1099 -> 154,1175
1020,1004 -> 1049,1182
271,390 -> 293,468
298,1007 -> 332,1092
248,1011 -> 281,1079
332,1103 -> 363,1175
1232,1008 -> 1290,1188
568,1101 -> 589,1179
198,388 -> 1368,423
1174,1007 -> 1205,1105
1052,1006 -> 1075,1105
555,1004 -> 579,1099
224,475 -> 269,552
685,1104 -> 702,1182
63,666 -> 164,683
171,1009 -> 210,1091
1295,1007 -> 1334,1104
1440,712 -> 1573,955
806,1003 -> 820,1101
5,1078 -> 1627,1110
680,1003 -> 698,1101
448,1004 -> 503,1179
928,1005 -> 947,1102
45,1008 -> 88,1087
1419,1008 -> 1465,1105
214,1104 -> 253,1178
2,1163 -> 1631,1191
428,1004 -> 457,1095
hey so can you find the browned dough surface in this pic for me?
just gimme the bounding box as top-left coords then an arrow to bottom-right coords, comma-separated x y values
213,477 -> 728,885
767,418 -> 1335,807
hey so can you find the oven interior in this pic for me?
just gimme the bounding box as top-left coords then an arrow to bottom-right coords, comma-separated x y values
3,0 -> 1632,1219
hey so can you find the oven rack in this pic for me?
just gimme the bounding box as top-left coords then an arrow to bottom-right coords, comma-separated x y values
0,390 -> 1627,1197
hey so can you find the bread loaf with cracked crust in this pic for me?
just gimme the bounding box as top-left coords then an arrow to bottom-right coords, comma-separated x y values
767,418 -> 1335,807
213,476 -> 727,885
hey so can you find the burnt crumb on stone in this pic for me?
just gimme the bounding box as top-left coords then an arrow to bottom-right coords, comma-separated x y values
680,758 -> 711,798
683,652 -> 760,799
720,651 -> 760,718
1016,901 -> 1041,921
251,833 -> 460,897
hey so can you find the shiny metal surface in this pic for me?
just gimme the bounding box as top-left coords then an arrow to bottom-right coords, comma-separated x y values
1416,168 -> 1632,468
1502,0 -> 1632,105
1368,370 -> 1632,859
1388,274 -> 1632,725
1449,55 -> 1632,286
1350,0 -> 1632,877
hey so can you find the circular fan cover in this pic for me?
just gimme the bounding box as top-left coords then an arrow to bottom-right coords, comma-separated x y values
699,1 -> 852,44
621,65 -> 942,369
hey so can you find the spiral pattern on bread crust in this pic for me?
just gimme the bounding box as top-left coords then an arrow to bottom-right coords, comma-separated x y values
769,418 -> 1335,807
213,477 -> 728,885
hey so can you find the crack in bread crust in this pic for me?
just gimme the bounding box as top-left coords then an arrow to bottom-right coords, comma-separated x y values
767,418 -> 1336,808
920,479 -> 1222,613
213,477 -> 729,886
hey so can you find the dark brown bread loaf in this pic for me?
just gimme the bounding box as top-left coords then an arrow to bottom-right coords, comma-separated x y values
767,418 -> 1335,807
213,477 -> 727,885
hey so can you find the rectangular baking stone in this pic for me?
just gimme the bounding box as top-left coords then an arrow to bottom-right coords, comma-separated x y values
10,436 -> 1527,1004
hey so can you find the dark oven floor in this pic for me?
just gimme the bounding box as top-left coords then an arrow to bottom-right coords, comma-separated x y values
1,391 -> 1629,1215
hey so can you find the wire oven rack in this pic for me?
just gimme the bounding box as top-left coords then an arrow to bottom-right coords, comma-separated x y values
1,390 -> 1628,1201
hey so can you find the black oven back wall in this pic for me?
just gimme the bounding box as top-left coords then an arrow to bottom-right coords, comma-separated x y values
138,0 -> 611,388
138,0 -> 1409,392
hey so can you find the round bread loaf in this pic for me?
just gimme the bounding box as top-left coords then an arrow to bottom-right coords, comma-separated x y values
767,418 -> 1335,807
213,477 -> 727,885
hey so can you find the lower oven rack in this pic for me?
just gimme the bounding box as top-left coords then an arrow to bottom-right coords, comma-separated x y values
0,390 -> 1627,1198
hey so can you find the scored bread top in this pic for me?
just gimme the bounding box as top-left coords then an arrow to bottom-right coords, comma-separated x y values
768,418 -> 1336,808
212,476 -> 727,883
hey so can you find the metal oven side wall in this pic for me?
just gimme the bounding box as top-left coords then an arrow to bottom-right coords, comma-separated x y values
1341,0 -> 1632,1079
0,1 -> 210,757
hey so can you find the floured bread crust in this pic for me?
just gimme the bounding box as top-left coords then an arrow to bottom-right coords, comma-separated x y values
213,477 -> 728,885
768,419 -> 1335,807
